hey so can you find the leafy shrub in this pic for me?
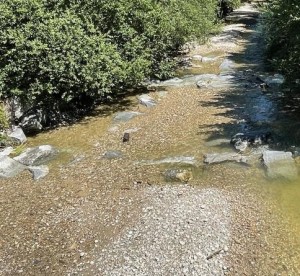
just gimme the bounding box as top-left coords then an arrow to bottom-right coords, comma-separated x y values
0,0 -> 222,124
263,0 -> 300,84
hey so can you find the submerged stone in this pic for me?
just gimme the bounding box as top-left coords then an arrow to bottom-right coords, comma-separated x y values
103,150 -> 123,160
164,169 -> 193,183
262,151 -> 298,180
204,152 -> 247,164
113,111 -> 143,123
14,145 -> 57,166
138,156 -> 196,165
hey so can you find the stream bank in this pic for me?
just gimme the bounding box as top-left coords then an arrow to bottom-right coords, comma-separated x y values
1,3 -> 300,275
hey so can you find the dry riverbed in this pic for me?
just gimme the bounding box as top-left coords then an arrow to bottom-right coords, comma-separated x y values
1,3 -> 300,276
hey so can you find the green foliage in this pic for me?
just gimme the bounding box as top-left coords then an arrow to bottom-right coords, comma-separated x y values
0,103 -> 9,130
263,0 -> 300,83
0,0 -> 221,119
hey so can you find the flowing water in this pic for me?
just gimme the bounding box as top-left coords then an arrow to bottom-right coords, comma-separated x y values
2,3 -> 300,275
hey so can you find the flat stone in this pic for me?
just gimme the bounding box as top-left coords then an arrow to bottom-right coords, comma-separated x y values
14,145 -> 57,166
0,156 -> 26,178
137,94 -> 157,108
204,152 -> 247,164
113,111 -> 143,123
28,165 -> 49,180
262,151 -> 298,180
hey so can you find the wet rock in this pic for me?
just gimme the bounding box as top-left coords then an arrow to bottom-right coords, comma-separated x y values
123,133 -> 130,143
14,145 -> 57,166
28,165 -> 49,180
196,74 -> 236,89
0,156 -> 26,178
262,151 -> 298,180
231,132 -> 272,151
204,152 -> 247,164
191,55 -> 218,63
7,127 -> 27,144
0,147 -> 13,157
164,169 -> 193,183
138,156 -> 196,166
137,94 -> 157,108
219,59 -> 235,72
113,111 -> 143,123
103,150 -> 123,160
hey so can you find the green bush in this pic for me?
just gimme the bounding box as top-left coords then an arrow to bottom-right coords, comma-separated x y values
0,0 -> 221,120
263,0 -> 300,84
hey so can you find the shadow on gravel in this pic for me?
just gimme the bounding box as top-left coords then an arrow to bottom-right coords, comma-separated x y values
198,9 -> 300,149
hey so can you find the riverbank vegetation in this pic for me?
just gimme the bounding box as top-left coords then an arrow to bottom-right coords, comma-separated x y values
263,0 -> 300,87
0,0 -> 241,129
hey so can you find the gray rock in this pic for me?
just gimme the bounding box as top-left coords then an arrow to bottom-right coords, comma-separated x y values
204,152 -> 247,164
164,169 -> 193,183
196,74 -> 236,89
113,111 -> 143,123
103,150 -> 123,160
0,147 -> 13,157
28,165 -> 49,180
219,59 -> 235,72
14,145 -> 57,166
201,56 -> 218,63
7,127 -> 27,144
0,156 -> 26,178
262,151 -> 298,180
137,94 -> 157,108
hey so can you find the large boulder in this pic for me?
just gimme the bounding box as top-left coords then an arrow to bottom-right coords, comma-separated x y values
262,151 -> 298,180
0,156 -> 26,178
14,145 -> 57,166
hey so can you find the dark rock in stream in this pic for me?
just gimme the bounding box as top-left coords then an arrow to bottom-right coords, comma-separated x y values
13,145 -> 57,166
262,150 -> 298,180
0,156 -> 26,178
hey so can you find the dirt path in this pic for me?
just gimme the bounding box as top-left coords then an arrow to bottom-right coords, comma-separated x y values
1,3 -> 300,276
